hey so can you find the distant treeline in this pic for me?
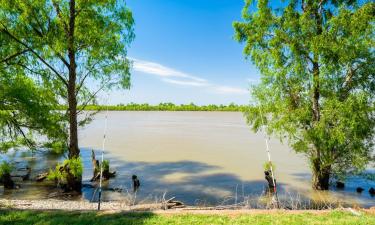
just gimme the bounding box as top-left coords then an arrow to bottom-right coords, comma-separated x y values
80,103 -> 247,112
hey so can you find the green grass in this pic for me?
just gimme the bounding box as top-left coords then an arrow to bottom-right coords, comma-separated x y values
0,210 -> 374,225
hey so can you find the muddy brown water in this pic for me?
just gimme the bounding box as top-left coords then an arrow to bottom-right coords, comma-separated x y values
1,111 -> 374,207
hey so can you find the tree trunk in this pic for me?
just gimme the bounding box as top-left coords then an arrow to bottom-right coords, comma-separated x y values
90,150 -> 100,181
68,0 -> 78,159
68,84 -> 78,159
66,0 -> 81,192
312,158 -> 330,190
310,5 -> 326,190
2,173 -> 15,189
90,150 -> 116,181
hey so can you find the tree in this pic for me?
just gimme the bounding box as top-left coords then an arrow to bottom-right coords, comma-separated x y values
1,31 -> 66,152
234,0 -> 374,190
0,71 -> 66,151
0,0 -> 134,191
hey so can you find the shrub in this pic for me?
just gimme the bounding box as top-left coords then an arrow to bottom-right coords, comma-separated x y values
102,159 -> 109,172
263,161 -> 276,172
47,157 -> 82,184
0,161 -> 13,178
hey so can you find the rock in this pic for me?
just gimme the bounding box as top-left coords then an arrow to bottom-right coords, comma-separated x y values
336,181 -> 345,189
356,187 -> 364,193
369,187 -> 375,196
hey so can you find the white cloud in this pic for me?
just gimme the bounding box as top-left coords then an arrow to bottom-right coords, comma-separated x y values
131,58 -> 248,95
162,78 -> 209,87
132,58 -> 206,82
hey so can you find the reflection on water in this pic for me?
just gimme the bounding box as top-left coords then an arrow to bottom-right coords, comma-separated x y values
1,111 -> 375,207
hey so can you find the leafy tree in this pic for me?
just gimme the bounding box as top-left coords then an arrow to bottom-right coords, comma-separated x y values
234,0 -> 374,189
0,0 -> 134,191
1,30 -> 66,151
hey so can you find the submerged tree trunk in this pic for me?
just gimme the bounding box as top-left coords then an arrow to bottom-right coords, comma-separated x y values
91,150 -> 100,181
312,158 -> 330,190
64,164 -> 82,192
90,150 -> 116,181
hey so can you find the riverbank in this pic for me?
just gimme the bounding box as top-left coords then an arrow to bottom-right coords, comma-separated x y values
1,199 -> 374,214
79,103 -> 247,111
1,203 -> 375,225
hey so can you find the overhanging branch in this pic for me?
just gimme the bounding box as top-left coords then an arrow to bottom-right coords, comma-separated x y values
1,23 -> 69,87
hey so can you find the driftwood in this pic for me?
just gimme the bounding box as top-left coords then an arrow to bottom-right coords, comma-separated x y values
35,172 -> 49,182
161,197 -> 185,209
90,150 -> 116,182
130,198 -> 185,211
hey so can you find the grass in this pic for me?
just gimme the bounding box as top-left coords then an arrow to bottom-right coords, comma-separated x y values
0,210 -> 374,225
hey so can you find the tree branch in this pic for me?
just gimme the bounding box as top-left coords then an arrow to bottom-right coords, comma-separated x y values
52,0 -> 69,35
0,49 -> 29,64
1,23 -> 69,87
339,65 -> 361,100
9,113 -> 35,148
77,84 -> 106,114
76,77 -> 118,115
75,61 -> 103,94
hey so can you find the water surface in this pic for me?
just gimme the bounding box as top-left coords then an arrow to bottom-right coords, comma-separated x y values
2,111 -> 375,207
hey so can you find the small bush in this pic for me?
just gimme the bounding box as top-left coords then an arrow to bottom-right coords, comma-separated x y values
102,159 -> 109,172
263,161 -> 276,172
0,161 -> 13,177
68,157 -> 83,178
47,157 -> 82,184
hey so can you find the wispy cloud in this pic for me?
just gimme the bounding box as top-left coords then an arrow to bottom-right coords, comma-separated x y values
162,78 -> 209,87
132,58 -> 206,82
131,58 -> 248,95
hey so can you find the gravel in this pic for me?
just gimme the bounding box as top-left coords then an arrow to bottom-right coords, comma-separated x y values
0,199 -> 132,211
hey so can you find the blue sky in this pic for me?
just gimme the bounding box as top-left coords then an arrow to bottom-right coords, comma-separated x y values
105,0 -> 261,105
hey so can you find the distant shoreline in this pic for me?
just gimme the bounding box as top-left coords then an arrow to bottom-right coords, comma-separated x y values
75,103 -> 248,112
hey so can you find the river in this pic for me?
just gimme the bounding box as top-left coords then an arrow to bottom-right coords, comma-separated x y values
2,111 -> 374,207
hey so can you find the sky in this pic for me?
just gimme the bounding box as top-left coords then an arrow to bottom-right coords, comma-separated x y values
104,0 -> 261,105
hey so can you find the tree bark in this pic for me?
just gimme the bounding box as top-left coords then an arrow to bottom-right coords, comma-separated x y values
312,61 -> 320,122
67,0 -> 78,159
310,4 -> 330,190
312,158 -> 330,190
68,82 -> 78,159
66,0 -> 81,192
91,150 -> 100,181
90,150 -> 116,181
